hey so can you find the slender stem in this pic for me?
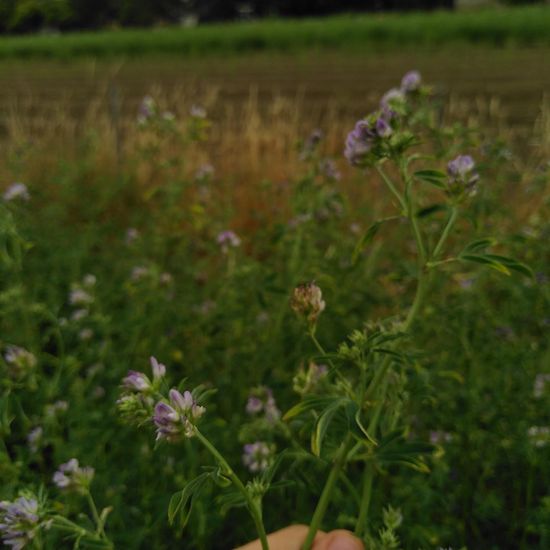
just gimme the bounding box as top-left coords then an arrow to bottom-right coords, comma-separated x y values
355,461 -> 374,538
302,434 -> 353,550
375,165 -> 407,212
195,429 -> 269,550
85,491 -> 105,538
432,206 -> 458,260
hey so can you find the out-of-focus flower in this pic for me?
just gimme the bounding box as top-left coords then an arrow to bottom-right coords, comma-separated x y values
137,95 -> 156,125
242,442 -> 274,473
195,164 -> 215,180
429,431 -> 453,445
246,386 -> 280,423
159,272 -> 173,286
123,371 -> 152,392
71,309 -> 89,322
446,155 -> 479,196
380,88 -> 406,114
400,70 -> 422,93
3,183 -> 30,202
300,128 -> 324,159
27,427 -> 43,453
69,288 -> 93,306
162,111 -> 175,122
318,158 -> 341,181
217,230 -> 241,253
78,328 -> 94,341
534,374 -> 550,398
291,282 -> 326,328
344,120 -> 373,166
153,389 -> 205,442
131,266 -> 150,281
125,228 -> 140,245
0,494 -> 42,550
149,356 -> 166,380
53,458 -> 95,493
376,116 -> 392,138
45,400 -> 69,418
82,274 -> 96,287
3,345 -> 37,379
527,426 -> 550,448
190,105 -> 207,118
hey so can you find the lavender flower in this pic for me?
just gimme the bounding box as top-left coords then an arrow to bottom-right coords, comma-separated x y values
217,230 -> 241,252
53,458 -> 95,492
380,88 -> 406,112
123,371 -> 152,392
242,442 -> 274,473
400,70 -> 422,93
344,120 -> 373,166
0,495 -> 41,550
375,116 -> 393,138
26,427 -> 43,454
137,95 -> 156,125
290,282 -> 326,328
3,346 -> 37,379
70,308 -> 89,322
534,374 -> 550,398
150,356 -> 166,380
429,431 -> 453,445
300,128 -> 324,159
190,105 -> 207,119
446,155 -> 479,196
3,183 -> 30,202
318,158 -> 341,181
153,389 -> 205,442
245,386 -> 280,423
69,288 -> 93,306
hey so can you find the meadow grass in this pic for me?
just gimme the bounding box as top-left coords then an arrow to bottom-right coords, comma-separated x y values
1,6 -> 550,59
1,75 -> 549,549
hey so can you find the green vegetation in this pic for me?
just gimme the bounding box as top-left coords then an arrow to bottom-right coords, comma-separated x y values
1,75 -> 549,549
1,6 -> 550,59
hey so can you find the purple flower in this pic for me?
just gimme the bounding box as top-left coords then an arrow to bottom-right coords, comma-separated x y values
0,495 -> 41,550
242,442 -> 274,473
429,431 -> 452,445
190,105 -> 207,118
53,458 -> 95,492
153,388 -> 205,442
3,183 -> 30,202
380,88 -> 405,111
400,70 -> 422,93
27,427 -> 43,453
375,117 -> 392,138
318,159 -> 341,181
3,346 -> 37,377
245,387 -> 280,423
123,370 -> 151,392
137,96 -> 156,125
150,357 -> 166,380
447,155 -> 479,192
69,287 -> 93,306
217,230 -> 241,252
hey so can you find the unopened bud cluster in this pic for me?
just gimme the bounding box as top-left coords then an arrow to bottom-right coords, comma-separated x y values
290,282 -> 326,329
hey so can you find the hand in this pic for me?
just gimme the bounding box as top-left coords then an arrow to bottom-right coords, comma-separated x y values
235,525 -> 364,550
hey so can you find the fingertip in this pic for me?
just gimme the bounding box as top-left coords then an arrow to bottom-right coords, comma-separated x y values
316,529 -> 364,550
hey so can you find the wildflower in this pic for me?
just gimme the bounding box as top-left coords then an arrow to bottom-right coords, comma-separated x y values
380,88 -> 406,114
159,272 -> 173,286
290,282 -> 326,329
246,386 -> 280,423
3,346 -> 37,379
53,459 -> 94,493
446,155 -> 479,196
82,274 -> 96,287
534,374 -> 550,398
153,389 -> 205,442
217,230 -> 241,252
78,328 -> 94,341
3,183 -> 30,202
527,426 -> 550,448
190,105 -> 207,118
195,164 -> 214,180
69,288 -> 93,306
375,116 -> 393,138
400,70 -> 422,93
123,371 -> 152,392
45,400 -> 68,418
131,266 -> 150,281
125,228 -> 139,245
0,495 -> 42,549
242,442 -> 274,473
70,309 -> 89,322
162,111 -> 175,122
429,431 -> 453,445
318,158 -> 341,181
137,95 -> 156,125
149,356 -> 166,380
344,120 -> 373,166
300,128 -> 324,159
27,427 -> 43,453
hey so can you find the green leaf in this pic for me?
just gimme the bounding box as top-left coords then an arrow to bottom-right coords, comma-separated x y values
354,409 -> 378,446
311,399 -> 348,457
352,216 -> 400,265
482,254 -> 534,278
459,254 -> 511,275
413,169 -> 447,189
416,203 -> 447,218
283,396 -> 337,421
462,237 -> 497,253
168,473 -> 210,529
375,430 -> 435,473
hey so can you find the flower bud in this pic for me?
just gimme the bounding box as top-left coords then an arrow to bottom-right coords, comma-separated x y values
290,282 -> 326,328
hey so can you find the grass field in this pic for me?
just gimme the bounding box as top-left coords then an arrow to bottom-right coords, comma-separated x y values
1,6 -> 550,59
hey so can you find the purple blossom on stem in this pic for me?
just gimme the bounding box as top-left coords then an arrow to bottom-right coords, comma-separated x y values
153,389 -> 205,442
150,356 -> 166,380
0,496 -> 41,550
400,70 -> 422,93
375,116 -> 393,138
242,442 -> 273,473
122,371 -> 151,392
53,458 -> 94,492
446,155 -> 479,193
217,230 -> 241,252
3,183 -> 30,202
245,387 -> 280,423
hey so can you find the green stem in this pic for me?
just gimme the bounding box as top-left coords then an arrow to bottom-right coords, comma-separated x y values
355,461 -> 374,538
302,434 -> 353,550
432,206 -> 458,260
85,491 -> 105,539
375,165 -> 407,212
195,429 -> 269,550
